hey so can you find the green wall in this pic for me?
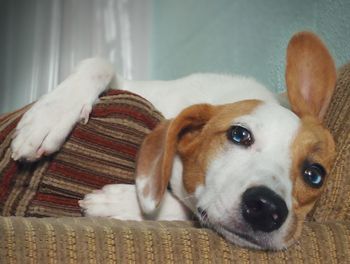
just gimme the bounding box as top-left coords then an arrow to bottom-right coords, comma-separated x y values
151,0 -> 350,92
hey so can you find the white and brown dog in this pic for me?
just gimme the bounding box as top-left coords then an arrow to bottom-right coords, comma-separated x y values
10,32 -> 336,250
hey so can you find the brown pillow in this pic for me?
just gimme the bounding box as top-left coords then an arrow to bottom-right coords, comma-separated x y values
0,90 -> 163,217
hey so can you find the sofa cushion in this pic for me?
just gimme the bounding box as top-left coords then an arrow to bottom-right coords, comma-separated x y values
0,90 -> 163,217
0,217 -> 349,263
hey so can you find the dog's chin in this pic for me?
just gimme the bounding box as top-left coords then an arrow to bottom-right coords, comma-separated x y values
217,226 -> 264,249
215,224 -> 292,250
198,217 -> 290,250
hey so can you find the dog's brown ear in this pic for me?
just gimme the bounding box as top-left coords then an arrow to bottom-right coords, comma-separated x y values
135,104 -> 216,214
286,31 -> 337,120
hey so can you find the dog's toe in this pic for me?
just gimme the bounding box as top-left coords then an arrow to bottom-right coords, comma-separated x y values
79,184 -> 144,220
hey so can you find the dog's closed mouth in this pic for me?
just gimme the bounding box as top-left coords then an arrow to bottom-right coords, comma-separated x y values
196,207 -> 263,249
231,230 -> 261,247
220,225 -> 263,248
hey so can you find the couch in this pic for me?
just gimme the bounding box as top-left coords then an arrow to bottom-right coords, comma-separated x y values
0,63 -> 349,263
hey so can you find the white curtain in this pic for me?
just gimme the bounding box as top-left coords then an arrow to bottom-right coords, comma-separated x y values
0,0 -> 151,114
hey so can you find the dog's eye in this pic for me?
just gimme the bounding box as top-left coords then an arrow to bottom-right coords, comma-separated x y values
227,125 -> 254,147
303,163 -> 326,188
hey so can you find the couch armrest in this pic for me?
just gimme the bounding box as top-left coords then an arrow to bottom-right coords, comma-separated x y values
312,62 -> 350,222
0,217 -> 348,263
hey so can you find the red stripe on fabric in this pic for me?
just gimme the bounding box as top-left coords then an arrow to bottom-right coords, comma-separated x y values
0,116 -> 21,142
105,89 -> 130,96
91,106 -> 158,129
71,127 -> 138,157
48,161 -> 115,186
103,89 -> 143,99
34,193 -> 78,207
0,162 -> 18,201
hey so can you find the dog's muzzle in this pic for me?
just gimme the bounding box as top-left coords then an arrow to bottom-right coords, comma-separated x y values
241,186 -> 288,232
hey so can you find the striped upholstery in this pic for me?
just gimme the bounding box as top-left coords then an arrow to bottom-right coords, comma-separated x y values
0,90 -> 163,217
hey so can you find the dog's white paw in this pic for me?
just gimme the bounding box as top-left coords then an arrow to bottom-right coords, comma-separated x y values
79,184 -> 145,220
80,184 -> 191,221
11,58 -> 114,162
11,84 -> 92,161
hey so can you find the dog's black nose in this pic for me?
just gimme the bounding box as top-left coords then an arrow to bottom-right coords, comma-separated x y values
241,186 -> 288,232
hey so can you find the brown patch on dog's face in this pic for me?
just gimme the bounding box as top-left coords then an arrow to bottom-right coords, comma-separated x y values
284,115 -> 335,243
135,101 -> 262,213
177,100 -> 262,194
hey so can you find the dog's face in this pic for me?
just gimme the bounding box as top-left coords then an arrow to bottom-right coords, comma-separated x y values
135,32 -> 336,250
169,101 -> 334,249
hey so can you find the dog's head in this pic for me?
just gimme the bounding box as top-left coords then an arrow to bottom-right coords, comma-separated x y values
135,32 -> 336,250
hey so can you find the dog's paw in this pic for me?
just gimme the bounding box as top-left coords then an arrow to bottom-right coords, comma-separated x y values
79,184 -> 145,220
80,184 -> 191,221
11,85 -> 93,162
11,58 -> 114,162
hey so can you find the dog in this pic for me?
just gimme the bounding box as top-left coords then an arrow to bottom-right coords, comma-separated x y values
10,32 -> 336,250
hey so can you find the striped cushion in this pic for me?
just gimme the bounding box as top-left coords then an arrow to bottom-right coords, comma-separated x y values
0,90 -> 163,217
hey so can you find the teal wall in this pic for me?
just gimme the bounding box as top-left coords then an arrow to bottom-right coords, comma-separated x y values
151,0 -> 350,92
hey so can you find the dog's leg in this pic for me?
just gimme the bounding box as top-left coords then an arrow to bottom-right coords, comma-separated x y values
79,184 -> 191,221
11,58 -> 116,161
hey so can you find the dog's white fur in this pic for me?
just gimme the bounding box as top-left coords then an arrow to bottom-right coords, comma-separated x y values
10,32 -> 336,250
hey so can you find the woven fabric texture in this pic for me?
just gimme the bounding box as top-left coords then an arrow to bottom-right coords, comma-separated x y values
311,62 -> 350,222
0,90 -> 163,217
0,217 -> 349,264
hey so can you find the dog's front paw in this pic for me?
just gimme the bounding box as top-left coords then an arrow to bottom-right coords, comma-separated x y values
11,58 -> 115,162
11,90 -> 92,162
79,184 -> 145,220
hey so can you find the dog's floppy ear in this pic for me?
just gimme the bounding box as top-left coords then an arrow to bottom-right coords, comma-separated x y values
135,104 -> 216,214
286,31 -> 337,120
